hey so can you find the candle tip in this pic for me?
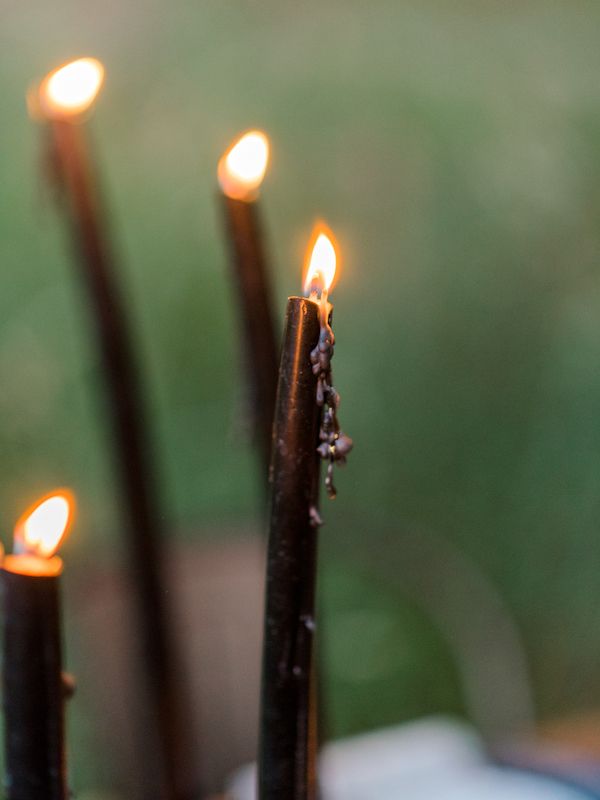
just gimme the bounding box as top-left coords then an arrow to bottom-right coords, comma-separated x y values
218,129 -> 270,200
36,57 -> 105,120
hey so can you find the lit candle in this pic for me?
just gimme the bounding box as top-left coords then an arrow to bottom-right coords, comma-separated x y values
30,59 -> 189,799
2,490 -> 75,800
218,130 -> 279,476
259,224 -> 352,800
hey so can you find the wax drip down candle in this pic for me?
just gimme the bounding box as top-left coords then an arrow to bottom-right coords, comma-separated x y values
258,223 -> 352,800
29,59 -> 192,800
218,130 -> 279,478
1,490 -> 76,800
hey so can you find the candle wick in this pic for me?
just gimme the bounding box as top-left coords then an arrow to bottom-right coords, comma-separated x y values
319,289 -> 329,327
12,530 -> 27,557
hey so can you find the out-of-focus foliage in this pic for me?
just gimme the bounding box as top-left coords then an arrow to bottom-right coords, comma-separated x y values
2,0 -> 600,790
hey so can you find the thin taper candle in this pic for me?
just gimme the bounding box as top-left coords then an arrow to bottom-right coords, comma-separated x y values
218,130 -> 279,477
259,295 -> 322,800
31,59 -> 191,800
259,224 -> 351,799
2,491 -> 75,800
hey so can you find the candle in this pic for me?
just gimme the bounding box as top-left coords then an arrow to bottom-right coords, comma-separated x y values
30,59 -> 189,800
218,130 -> 279,476
259,223 -> 352,800
2,490 -> 75,800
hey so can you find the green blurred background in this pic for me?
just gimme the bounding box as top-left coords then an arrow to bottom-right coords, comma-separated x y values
3,0 -> 600,794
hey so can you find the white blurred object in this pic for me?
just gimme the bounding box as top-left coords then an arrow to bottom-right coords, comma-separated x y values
227,717 -> 587,800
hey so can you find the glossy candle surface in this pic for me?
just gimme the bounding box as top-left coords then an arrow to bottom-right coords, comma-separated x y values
259,296 -> 322,800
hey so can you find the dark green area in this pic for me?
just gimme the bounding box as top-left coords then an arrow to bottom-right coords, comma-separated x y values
3,0 -> 600,792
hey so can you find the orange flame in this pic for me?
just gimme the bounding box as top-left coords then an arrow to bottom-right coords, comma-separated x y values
14,490 -> 76,559
303,222 -> 339,296
218,130 -> 270,201
38,57 -> 105,119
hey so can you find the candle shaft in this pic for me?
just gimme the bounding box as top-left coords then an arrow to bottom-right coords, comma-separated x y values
48,120 -> 190,799
220,194 -> 279,476
259,296 -> 322,800
2,570 -> 66,800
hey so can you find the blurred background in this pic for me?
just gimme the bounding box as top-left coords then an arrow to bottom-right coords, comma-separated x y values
2,0 -> 600,796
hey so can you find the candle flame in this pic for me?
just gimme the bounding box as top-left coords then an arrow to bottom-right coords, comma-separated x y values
303,222 -> 338,296
39,57 -> 105,119
14,490 -> 75,559
218,130 -> 270,201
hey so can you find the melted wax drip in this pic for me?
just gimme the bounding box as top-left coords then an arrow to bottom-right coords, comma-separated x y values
310,311 -> 353,504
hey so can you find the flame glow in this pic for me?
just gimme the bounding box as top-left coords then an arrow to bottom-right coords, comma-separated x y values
218,130 -> 270,201
303,223 -> 338,296
14,490 -> 75,559
40,58 -> 105,118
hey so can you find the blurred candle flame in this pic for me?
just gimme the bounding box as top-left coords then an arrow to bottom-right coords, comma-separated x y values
38,57 -> 105,119
14,490 -> 75,559
218,130 -> 270,201
303,222 -> 338,296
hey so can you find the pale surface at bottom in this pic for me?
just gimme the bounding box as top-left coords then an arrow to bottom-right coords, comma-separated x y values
227,717 -> 588,800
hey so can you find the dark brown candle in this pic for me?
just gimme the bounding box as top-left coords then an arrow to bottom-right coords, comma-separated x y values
31,59 -> 189,800
259,294 -> 321,800
218,131 -> 279,476
259,225 -> 351,800
2,491 -> 75,800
